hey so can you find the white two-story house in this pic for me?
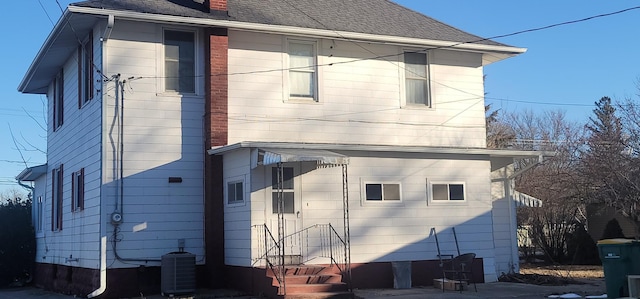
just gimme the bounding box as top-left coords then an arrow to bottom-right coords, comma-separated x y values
16,0 -> 546,297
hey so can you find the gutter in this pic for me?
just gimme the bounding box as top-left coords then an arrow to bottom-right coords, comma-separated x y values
67,6 -> 526,55
208,141 -> 551,158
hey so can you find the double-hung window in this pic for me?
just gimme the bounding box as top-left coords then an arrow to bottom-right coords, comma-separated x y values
365,183 -> 401,201
71,168 -> 85,212
164,30 -> 195,93
53,71 -> 64,131
288,40 -> 317,101
51,165 -> 63,231
432,183 -> 465,201
404,51 -> 430,106
79,31 -> 93,106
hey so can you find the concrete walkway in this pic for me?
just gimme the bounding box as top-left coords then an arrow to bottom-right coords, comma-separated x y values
0,279 -> 607,299
354,279 -> 606,299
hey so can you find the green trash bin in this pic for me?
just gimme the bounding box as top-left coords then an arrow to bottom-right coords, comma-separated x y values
598,238 -> 640,298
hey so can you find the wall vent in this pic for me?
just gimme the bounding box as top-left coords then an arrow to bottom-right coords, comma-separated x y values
161,252 -> 196,296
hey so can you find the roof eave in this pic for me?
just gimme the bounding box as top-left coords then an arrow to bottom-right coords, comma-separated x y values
68,6 -> 526,58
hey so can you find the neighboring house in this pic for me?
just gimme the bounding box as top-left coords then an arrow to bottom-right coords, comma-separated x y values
16,0 -> 547,297
586,203 -> 639,240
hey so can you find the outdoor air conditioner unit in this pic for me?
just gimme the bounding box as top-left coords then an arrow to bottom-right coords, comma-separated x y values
161,252 -> 196,296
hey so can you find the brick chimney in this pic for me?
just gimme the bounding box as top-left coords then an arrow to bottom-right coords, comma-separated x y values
204,0 -> 227,11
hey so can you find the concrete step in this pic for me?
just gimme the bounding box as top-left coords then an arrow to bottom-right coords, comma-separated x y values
281,282 -> 348,294
271,274 -> 343,286
283,291 -> 354,299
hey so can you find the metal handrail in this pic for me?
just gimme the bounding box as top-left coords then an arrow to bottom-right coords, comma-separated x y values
253,224 -> 284,290
253,223 -> 350,284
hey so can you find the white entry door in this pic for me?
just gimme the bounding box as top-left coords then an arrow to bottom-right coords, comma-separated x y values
268,165 -> 302,260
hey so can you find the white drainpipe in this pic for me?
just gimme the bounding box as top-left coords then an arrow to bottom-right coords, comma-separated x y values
87,236 -> 107,298
88,14 -> 114,298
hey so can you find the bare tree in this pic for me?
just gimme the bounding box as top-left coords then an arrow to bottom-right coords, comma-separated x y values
490,109 -> 587,262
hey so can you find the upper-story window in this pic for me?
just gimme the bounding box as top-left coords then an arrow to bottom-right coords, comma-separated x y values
78,31 -> 94,107
53,70 -> 64,131
288,40 -> 317,101
52,165 -> 64,231
164,30 -> 195,94
404,51 -> 431,106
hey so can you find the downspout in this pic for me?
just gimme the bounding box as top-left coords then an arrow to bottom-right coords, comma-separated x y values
87,14 -> 114,299
17,181 -> 34,193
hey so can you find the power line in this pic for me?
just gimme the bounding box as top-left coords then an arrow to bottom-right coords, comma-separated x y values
123,4 -> 640,111
36,0 -> 56,26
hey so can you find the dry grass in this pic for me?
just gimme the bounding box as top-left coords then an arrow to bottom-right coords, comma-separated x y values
520,263 -> 604,279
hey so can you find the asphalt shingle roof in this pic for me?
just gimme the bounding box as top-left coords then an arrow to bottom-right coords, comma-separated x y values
71,0 -> 505,46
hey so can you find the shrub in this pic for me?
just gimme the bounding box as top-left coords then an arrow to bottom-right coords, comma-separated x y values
0,197 -> 35,287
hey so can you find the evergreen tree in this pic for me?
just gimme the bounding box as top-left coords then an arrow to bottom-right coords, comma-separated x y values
582,96 -> 640,235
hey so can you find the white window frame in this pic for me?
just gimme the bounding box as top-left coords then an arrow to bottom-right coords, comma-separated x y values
79,31 -> 94,107
400,50 -> 432,108
429,181 -> 467,203
35,195 -> 43,233
72,168 -> 85,212
53,70 -> 64,131
284,38 -> 320,103
225,176 -> 246,207
160,28 -> 199,95
52,165 -> 63,231
360,180 -> 403,206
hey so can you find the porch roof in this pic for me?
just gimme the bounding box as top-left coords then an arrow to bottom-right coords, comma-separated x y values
208,142 -> 552,170
15,164 -> 48,181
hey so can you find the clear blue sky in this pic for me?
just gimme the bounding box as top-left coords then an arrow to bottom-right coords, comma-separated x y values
1,1 -> 639,194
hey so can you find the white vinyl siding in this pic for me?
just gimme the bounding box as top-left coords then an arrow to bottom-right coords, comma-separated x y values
223,149 -> 252,266
44,23 -> 102,269
101,21 -> 205,264
227,31 -> 487,148
238,154 -> 498,279
41,20 -> 205,270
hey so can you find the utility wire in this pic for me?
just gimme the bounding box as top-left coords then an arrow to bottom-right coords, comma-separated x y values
126,4 -> 640,110
36,0 -> 56,25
